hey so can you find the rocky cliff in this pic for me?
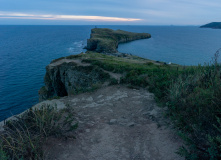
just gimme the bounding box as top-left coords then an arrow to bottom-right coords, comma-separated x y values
86,28 -> 151,53
38,49 -> 164,102
38,58 -> 110,101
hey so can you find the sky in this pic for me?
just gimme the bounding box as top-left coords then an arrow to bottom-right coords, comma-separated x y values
0,0 -> 220,25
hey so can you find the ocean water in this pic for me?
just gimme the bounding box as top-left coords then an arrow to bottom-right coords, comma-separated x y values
117,26 -> 221,65
0,25 -> 221,121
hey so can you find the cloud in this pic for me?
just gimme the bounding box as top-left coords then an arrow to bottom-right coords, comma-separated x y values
0,11 -> 141,22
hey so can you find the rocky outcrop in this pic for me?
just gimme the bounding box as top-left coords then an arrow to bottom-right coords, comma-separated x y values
39,60 -> 110,101
86,28 -> 151,53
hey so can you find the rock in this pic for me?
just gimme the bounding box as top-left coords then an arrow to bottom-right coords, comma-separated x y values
142,112 -> 149,116
38,62 -> 110,101
127,122 -> 135,127
109,119 -> 117,125
149,109 -> 158,117
86,129 -> 90,133
86,97 -> 93,102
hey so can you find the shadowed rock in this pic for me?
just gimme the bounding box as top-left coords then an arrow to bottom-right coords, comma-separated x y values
39,61 -> 110,101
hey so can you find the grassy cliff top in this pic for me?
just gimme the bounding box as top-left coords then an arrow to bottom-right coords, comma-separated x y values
90,28 -> 151,40
86,28 -> 151,53
51,51 -> 179,71
200,22 -> 221,29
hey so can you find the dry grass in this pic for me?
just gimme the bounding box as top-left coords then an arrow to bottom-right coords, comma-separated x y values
0,104 -> 78,160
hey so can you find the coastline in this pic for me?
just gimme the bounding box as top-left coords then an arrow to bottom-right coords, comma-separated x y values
1,26 -> 221,122
1,27 -> 221,159
0,28 -> 153,127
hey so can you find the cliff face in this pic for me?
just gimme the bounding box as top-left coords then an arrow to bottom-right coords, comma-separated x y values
86,28 -> 151,53
39,60 -> 110,101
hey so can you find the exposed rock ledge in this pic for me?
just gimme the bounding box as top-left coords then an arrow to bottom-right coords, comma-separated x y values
86,28 -> 151,53
38,58 -> 113,101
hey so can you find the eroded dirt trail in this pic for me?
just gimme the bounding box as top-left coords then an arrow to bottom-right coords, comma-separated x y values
42,85 -> 183,160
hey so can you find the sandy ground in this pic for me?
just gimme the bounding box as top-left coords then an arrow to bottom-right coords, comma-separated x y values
41,85 -> 184,160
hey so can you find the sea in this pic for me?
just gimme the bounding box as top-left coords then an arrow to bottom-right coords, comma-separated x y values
0,25 -> 221,121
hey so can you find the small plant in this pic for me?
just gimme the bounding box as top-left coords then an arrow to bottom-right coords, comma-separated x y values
0,145 -> 9,160
109,78 -> 118,85
0,104 -> 77,160
146,62 -> 154,66
48,96 -> 60,100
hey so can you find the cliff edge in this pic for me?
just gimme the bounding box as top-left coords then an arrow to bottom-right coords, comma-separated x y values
38,51 -> 170,101
86,28 -> 151,53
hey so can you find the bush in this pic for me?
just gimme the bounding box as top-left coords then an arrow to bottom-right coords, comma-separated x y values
0,104 -> 78,160
166,52 -> 221,159
0,147 -> 9,160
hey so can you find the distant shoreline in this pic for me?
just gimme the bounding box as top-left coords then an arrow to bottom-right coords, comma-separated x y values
200,22 -> 221,29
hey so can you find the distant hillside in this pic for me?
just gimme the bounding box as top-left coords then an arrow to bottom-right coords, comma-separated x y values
200,22 -> 221,29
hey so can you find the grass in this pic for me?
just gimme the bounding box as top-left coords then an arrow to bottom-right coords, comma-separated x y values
166,54 -> 221,159
0,104 -> 78,160
90,28 -> 151,41
135,50 -> 221,160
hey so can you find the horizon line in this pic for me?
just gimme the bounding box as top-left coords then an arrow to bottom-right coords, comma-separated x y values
0,24 -> 202,26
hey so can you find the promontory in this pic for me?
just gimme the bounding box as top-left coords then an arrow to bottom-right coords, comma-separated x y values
86,28 -> 151,53
200,22 -> 221,29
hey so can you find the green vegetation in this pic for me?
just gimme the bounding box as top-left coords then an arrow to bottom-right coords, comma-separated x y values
0,104 -> 78,160
167,53 -> 221,159
50,54 -> 83,63
86,28 -> 151,53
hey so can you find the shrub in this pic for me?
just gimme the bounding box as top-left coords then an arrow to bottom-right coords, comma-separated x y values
0,104 -> 78,160
0,146 -> 9,160
166,51 -> 221,159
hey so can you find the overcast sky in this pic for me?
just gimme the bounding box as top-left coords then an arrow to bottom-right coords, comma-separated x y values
0,0 -> 220,25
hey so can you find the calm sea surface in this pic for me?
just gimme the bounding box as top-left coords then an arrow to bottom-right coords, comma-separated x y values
0,25 -> 221,121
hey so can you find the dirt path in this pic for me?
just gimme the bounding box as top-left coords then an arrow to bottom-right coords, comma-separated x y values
41,85 -> 183,160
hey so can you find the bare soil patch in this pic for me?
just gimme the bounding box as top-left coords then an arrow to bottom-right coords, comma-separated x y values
43,85 -> 183,160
